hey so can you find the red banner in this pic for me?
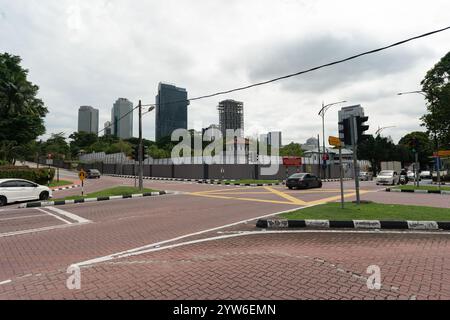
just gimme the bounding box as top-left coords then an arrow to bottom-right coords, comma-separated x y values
282,157 -> 302,166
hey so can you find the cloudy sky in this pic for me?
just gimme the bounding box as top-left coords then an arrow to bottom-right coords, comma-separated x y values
1,0 -> 449,144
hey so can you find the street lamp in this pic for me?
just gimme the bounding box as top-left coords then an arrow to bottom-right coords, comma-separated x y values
375,126 -> 396,136
318,100 -> 347,179
397,90 -> 441,189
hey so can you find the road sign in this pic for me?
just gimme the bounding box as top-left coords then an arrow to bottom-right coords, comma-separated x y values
79,170 -> 87,181
328,136 -> 342,147
435,150 -> 450,157
46,159 -> 53,165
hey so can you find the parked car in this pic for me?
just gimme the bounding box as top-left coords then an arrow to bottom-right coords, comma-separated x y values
419,170 -> 432,179
0,179 -> 52,206
376,170 -> 400,185
359,171 -> 373,181
86,169 -> 101,179
286,173 -> 322,189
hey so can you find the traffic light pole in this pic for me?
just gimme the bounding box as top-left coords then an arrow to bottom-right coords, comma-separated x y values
138,100 -> 143,192
350,116 -> 361,205
339,145 -> 344,209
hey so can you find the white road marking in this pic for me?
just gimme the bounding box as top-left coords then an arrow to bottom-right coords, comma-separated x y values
0,222 -> 90,238
74,205 -> 315,267
0,279 -> 12,285
0,214 -> 47,221
44,206 -> 91,224
35,208 -> 72,225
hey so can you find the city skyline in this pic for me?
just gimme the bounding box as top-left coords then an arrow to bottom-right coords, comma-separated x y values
2,1 -> 449,144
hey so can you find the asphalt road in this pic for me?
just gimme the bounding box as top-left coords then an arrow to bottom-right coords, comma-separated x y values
1,171 -> 449,299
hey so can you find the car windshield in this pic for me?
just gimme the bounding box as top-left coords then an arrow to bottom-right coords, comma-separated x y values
289,173 -> 307,179
379,171 -> 393,176
90,170 -> 100,173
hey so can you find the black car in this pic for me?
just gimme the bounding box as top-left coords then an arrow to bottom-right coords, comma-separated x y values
286,173 -> 322,189
86,169 -> 101,179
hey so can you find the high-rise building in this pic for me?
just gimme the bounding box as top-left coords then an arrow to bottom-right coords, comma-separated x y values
104,121 -> 112,136
268,131 -> 282,148
111,98 -> 133,139
78,106 -> 99,134
218,99 -> 244,137
155,82 -> 189,141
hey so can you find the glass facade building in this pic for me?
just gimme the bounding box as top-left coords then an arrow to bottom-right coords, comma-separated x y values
78,106 -> 99,134
155,83 -> 189,141
111,98 -> 133,139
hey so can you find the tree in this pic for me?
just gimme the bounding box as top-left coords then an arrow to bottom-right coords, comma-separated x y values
107,140 -> 133,156
43,133 -> 70,160
0,53 -> 48,162
279,143 -> 303,157
69,131 -> 98,157
398,131 -> 433,169
421,51 -> 450,148
357,135 -> 397,175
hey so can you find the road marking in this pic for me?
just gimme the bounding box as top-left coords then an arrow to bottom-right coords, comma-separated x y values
44,206 -> 91,224
190,193 -> 301,205
0,279 -> 12,285
305,190 -> 371,206
73,205 -> 317,267
35,208 -> 73,224
0,214 -> 47,221
0,222 -> 89,238
263,186 -> 308,205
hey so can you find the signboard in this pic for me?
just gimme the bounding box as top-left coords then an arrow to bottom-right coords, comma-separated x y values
282,156 -> 302,167
434,150 -> 450,157
46,159 -> 53,165
78,170 -> 87,181
328,136 -> 342,147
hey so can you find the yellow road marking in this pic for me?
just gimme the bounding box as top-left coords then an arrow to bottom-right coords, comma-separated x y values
263,186 -> 308,205
190,193 -> 301,205
306,190 -> 371,206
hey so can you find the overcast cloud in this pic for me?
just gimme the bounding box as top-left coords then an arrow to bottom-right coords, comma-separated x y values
1,0 -> 449,144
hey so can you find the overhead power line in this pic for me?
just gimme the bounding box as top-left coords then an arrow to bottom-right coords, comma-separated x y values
100,25 -> 450,135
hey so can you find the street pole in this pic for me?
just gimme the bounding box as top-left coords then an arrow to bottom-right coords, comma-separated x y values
436,134 -> 441,192
138,100 -> 143,191
317,134 -> 321,178
339,145 -> 344,209
321,102 -> 326,180
415,151 -> 420,188
350,116 -> 360,205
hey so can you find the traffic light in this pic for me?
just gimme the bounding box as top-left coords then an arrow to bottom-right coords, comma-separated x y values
356,116 -> 370,142
339,118 -> 352,146
409,137 -> 419,153
132,145 -> 139,161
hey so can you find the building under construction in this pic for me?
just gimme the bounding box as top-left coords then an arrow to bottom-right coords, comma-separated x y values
218,99 -> 244,137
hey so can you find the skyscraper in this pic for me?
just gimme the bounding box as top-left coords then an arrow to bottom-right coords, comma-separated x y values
78,106 -> 99,134
218,99 -> 244,137
111,98 -> 133,139
155,82 -> 189,141
268,131 -> 282,148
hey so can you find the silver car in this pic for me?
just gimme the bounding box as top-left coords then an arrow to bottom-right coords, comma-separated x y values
376,170 -> 400,185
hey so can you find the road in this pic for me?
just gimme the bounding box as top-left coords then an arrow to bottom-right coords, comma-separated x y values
0,171 -> 449,299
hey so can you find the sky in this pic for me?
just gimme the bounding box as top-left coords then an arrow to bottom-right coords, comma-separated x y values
1,0 -> 449,145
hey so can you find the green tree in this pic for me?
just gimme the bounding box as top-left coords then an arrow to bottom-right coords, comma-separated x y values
421,51 -> 450,148
69,131 -> 98,157
279,142 -> 303,157
398,131 -> 433,168
357,135 -> 397,175
107,140 -> 133,156
0,53 -> 48,162
43,133 -> 70,160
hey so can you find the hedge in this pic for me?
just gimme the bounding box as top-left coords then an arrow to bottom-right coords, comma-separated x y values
0,167 -> 55,185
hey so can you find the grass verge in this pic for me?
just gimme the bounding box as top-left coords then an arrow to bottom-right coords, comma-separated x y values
49,180 -> 74,188
56,186 -> 158,201
280,202 -> 450,221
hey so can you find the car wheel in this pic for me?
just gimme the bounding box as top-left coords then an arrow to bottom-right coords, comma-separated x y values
39,191 -> 49,201
288,187 -> 293,190
0,196 -> 7,207
318,182 -> 322,188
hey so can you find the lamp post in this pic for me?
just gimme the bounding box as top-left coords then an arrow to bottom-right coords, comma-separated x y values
375,126 -> 396,136
137,102 -> 156,191
318,100 -> 347,179
397,91 -> 441,190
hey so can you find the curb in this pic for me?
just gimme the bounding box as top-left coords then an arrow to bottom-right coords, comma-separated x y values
386,188 -> 450,195
256,218 -> 450,231
18,191 -> 168,208
51,184 -> 81,191
197,180 -> 281,187
106,174 -> 198,183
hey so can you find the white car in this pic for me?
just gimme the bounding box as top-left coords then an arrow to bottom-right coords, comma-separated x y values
0,179 -> 52,206
376,170 -> 400,185
419,171 -> 432,179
